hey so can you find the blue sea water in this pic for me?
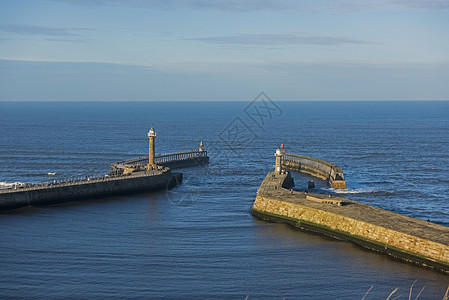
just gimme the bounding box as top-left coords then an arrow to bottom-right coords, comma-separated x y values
0,100 -> 449,299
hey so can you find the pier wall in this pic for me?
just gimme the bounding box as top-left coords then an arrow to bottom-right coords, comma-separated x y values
281,154 -> 346,189
0,170 -> 181,211
252,172 -> 449,273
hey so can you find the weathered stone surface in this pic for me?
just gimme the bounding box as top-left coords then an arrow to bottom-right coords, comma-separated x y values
252,172 -> 449,273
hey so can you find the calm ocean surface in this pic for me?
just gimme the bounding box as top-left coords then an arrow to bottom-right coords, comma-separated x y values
0,101 -> 449,299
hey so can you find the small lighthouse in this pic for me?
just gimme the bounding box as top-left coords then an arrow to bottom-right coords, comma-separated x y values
147,126 -> 157,170
274,146 -> 283,175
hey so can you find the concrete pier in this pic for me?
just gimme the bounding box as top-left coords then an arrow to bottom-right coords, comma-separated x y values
252,172 -> 449,273
0,168 -> 181,211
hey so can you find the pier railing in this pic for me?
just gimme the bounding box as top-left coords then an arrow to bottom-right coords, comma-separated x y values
281,153 -> 346,189
113,150 -> 208,168
0,169 -> 167,194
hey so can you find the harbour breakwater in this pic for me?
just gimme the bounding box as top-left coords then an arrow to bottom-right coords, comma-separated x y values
0,125 -> 209,212
0,168 -> 181,211
281,153 -> 346,189
251,172 -> 449,273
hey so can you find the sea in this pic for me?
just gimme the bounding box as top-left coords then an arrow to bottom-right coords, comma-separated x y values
0,100 -> 448,299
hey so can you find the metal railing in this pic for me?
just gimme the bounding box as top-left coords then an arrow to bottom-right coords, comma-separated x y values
0,169 -> 168,194
112,150 -> 208,167
282,153 -> 335,168
282,153 -> 345,182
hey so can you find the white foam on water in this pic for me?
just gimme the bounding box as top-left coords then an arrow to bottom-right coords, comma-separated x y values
330,187 -> 379,194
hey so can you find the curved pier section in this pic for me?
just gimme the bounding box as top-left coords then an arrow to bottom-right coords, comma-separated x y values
251,172 -> 449,273
282,153 -> 346,189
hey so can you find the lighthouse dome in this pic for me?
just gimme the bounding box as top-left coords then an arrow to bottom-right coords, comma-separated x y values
148,126 -> 157,137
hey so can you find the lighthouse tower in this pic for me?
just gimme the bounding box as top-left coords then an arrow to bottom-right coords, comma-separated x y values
274,147 -> 283,175
147,126 -> 157,170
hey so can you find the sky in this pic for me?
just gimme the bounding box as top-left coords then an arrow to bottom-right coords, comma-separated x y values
0,0 -> 448,101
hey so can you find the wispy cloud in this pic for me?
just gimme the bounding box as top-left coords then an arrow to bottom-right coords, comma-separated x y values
317,0 -> 449,13
391,0 -> 449,9
49,0 -> 299,11
49,0 -> 449,12
0,24 -> 92,37
189,33 -> 372,46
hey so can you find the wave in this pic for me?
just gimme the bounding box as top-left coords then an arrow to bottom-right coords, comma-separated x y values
436,178 -> 449,184
330,187 -> 379,194
21,172 -> 57,177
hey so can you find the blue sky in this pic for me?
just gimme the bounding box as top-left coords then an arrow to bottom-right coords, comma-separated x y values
0,0 -> 448,101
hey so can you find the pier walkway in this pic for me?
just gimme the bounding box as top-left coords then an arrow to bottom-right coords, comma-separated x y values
0,168 -> 182,211
110,150 -> 209,173
0,169 -> 165,195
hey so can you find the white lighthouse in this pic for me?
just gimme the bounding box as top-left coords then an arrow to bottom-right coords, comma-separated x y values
274,147 -> 283,175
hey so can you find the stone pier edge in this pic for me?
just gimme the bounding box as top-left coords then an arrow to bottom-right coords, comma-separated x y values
251,170 -> 449,274
251,207 -> 449,273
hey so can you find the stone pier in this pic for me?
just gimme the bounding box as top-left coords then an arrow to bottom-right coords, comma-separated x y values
252,172 -> 449,274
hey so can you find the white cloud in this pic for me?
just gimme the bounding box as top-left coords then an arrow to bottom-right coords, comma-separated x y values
189,33 -> 372,46
0,24 -> 92,36
49,0 -> 449,12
